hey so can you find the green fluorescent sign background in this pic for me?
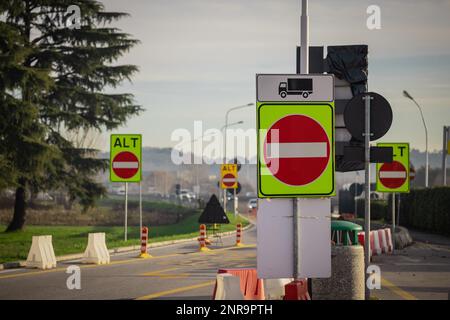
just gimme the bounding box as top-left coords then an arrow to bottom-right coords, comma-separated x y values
376,142 -> 410,193
257,103 -> 335,198
110,134 -> 142,182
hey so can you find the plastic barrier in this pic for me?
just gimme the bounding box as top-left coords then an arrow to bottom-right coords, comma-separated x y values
357,230 -> 383,256
377,229 -> 389,254
214,274 -> 244,300
199,224 -> 210,252
284,279 -> 310,300
384,228 -> 393,253
212,268 -> 265,300
264,278 -> 293,300
139,227 -> 152,258
82,233 -> 110,264
236,223 -> 243,247
26,235 -> 57,269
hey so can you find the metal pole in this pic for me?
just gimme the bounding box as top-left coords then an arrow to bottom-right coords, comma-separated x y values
443,126 -> 448,186
293,0 -> 309,281
412,99 -> 428,187
139,181 -> 142,235
125,182 -> 128,242
363,94 -> 372,299
391,192 -> 395,253
354,181 -> 358,218
300,0 -> 309,75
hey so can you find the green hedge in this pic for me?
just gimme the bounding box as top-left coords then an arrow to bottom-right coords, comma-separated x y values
355,199 -> 388,221
399,187 -> 450,236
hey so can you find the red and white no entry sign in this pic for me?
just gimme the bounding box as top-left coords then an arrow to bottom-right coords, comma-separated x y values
222,173 -> 236,188
263,114 -> 330,186
379,161 -> 407,189
112,151 -> 139,179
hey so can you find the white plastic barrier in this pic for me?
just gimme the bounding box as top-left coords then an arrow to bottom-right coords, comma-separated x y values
378,229 -> 389,254
264,278 -> 293,300
214,274 -> 244,300
384,228 -> 393,253
82,233 -> 110,264
26,235 -> 57,269
371,231 -> 382,256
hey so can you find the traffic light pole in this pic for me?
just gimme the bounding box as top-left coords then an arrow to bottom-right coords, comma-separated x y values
391,192 -> 395,253
363,94 -> 373,299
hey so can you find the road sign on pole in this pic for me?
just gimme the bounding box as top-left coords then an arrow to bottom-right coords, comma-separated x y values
110,134 -> 142,182
376,143 -> 410,193
256,75 -> 335,198
221,164 -> 238,189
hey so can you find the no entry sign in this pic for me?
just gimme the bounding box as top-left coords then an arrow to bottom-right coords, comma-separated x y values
110,134 -> 142,182
376,143 -> 409,193
264,115 -> 330,186
221,164 -> 238,189
257,104 -> 335,197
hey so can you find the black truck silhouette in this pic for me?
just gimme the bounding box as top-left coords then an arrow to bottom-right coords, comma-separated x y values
278,78 -> 313,98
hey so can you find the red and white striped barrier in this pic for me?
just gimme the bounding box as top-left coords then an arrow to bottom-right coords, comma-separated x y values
236,223 -> 243,247
199,224 -> 210,252
139,227 -> 152,258
384,228 -> 393,253
358,228 -> 394,257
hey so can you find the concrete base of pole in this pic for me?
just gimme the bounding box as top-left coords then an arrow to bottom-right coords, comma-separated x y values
312,245 -> 365,300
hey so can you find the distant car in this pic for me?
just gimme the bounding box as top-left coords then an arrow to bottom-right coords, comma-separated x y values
247,198 -> 258,210
179,189 -> 192,201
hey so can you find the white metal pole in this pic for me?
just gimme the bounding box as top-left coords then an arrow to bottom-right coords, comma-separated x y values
125,182 -> 128,242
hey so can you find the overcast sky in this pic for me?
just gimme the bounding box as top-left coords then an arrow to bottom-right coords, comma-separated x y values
97,0 -> 450,156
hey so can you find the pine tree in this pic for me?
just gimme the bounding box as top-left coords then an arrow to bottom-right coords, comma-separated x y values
0,0 -> 142,231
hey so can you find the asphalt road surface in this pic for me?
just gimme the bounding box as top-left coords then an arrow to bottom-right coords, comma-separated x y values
370,229 -> 450,300
1,217 -> 450,300
0,223 -> 257,300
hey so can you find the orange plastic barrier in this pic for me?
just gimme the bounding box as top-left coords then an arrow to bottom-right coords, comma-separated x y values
212,268 -> 265,300
198,224 -> 210,252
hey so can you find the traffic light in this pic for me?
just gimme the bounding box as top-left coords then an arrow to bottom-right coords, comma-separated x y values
175,183 -> 180,195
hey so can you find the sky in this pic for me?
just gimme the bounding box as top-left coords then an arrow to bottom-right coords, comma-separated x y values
96,0 -> 450,157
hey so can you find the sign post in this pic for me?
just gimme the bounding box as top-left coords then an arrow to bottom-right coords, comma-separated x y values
363,94 -> 372,300
110,134 -> 142,241
376,142 -> 410,255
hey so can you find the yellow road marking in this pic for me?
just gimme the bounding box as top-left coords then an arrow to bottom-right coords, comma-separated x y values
135,280 -> 216,300
0,244 -> 257,280
140,267 -> 188,279
381,277 -> 418,300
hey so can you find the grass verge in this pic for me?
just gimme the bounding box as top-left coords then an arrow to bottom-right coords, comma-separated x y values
0,213 -> 249,264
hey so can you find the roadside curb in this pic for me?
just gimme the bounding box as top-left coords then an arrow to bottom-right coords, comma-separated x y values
0,222 -> 254,270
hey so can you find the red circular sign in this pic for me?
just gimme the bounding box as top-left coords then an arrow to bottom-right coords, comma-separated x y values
379,161 -> 407,188
112,151 -> 139,179
263,115 -> 330,186
222,173 -> 236,187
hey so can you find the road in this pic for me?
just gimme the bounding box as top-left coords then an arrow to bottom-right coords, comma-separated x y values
1,215 -> 450,300
0,223 -> 257,300
370,229 -> 450,300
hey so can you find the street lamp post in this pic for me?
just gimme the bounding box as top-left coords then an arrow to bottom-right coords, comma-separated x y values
403,90 -> 429,188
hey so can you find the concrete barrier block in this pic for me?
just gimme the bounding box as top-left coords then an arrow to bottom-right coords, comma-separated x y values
214,274 -> 244,300
26,235 -> 57,269
82,233 -> 110,264
264,278 -> 293,300
312,245 -> 365,300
